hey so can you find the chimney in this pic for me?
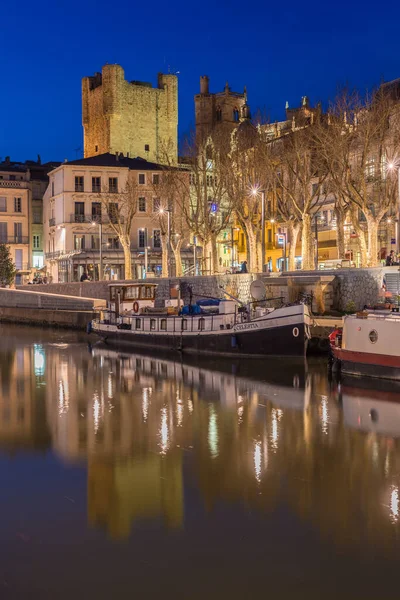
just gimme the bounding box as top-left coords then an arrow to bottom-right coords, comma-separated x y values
200,75 -> 209,95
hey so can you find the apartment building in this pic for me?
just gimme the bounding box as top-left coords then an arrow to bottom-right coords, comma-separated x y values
44,153 -> 190,282
0,158 -> 59,283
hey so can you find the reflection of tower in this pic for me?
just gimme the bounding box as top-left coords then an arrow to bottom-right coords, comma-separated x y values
87,452 -> 184,538
195,76 -> 248,145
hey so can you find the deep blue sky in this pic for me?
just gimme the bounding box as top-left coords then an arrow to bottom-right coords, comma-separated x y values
1,0 -> 400,163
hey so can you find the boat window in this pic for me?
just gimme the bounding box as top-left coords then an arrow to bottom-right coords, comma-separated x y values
369,330 -> 378,343
181,319 -> 188,331
146,286 -> 152,298
141,286 -> 146,299
110,287 -> 116,300
150,319 -> 156,330
198,318 -> 205,331
135,318 -> 141,330
125,286 -> 139,299
160,319 -> 167,331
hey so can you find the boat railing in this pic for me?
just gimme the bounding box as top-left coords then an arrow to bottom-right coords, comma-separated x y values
97,310 -> 242,332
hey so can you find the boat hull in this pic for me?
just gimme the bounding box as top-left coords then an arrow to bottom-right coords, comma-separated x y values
93,319 -> 308,358
333,348 -> 400,381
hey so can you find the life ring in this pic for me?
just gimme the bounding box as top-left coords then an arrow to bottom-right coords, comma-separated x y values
292,327 -> 299,338
133,301 -> 139,313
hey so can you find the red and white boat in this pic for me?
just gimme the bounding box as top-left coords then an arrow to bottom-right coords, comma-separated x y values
330,310 -> 400,381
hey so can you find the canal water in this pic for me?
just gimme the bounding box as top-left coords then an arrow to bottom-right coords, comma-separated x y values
1,325 -> 400,599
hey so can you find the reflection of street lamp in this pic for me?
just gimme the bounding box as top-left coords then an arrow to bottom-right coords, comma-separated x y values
387,162 -> 400,254
91,220 -> 103,280
251,186 -> 266,272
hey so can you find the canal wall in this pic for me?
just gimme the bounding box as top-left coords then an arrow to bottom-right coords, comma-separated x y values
0,307 -> 95,329
17,274 -> 259,306
0,288 -> 105,310
16,267 -> 390,313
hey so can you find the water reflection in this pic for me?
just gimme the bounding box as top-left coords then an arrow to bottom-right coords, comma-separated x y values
2,327 -> 400,554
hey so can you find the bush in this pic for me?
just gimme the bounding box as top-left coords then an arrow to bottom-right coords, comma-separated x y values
0,244 -> 16,287
344,300 -> 356,314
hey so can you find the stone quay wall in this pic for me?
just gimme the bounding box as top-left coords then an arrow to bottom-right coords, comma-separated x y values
282,267 -> 386,311
0,307 -> 94,330
0,288 -> 104,311
17,268 -> 390,313
18,274 -> 259,306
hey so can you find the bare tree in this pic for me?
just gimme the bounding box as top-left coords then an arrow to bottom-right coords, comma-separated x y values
227,125 -> 266,272
168,131 -> 234,275
322,89 -> 400,266
151,165 -> 190,277
273,121 -> 329,270
98,176 -> 138,280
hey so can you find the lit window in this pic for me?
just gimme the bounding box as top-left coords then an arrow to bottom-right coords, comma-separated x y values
92,177 -> 101,192
153,230 -> 161,248
75,176 -> 84,192
138,230 -> 146,248
108,177 -> 118,193
150,319 -> 156,330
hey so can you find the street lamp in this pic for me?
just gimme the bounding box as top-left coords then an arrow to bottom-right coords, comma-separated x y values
251,186 -> 266,272
91,220 -> 103,280
387,162 -> 400,254
159,208 -> 171,274
139,228 -> 150,277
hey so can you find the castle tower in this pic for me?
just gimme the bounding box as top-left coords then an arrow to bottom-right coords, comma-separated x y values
194,76 -> 248,145
82,64 -> 178,163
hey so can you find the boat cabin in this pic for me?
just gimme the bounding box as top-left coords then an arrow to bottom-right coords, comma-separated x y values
108,283 -> 158,317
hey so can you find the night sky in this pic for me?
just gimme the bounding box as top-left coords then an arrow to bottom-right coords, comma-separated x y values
2,0 -> 400,163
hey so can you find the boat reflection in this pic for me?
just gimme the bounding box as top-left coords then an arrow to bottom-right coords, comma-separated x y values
1,327 -> 400,551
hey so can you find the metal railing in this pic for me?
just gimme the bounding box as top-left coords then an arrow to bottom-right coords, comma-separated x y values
98,310 -> 240,332
69,214 -> 125,224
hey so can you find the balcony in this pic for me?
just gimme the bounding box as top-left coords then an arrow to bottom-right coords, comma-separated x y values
69,214 -> 124,224
0,180 -> 29,189
49,218 -> 55,227
0,237 -> 29,245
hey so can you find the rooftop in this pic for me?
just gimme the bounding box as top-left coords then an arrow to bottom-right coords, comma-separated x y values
65,153 -> 185,171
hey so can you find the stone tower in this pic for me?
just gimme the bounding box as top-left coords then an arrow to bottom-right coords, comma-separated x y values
194,76 -> 248,145
82,64 -> 178,163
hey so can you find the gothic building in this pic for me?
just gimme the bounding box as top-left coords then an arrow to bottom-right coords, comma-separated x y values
194,76 -> 249,144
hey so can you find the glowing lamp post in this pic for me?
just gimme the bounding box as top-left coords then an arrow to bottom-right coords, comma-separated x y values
251,186 -> 266,272
388,162 -> 400,255
91,220 -> 103,280
159,208 -> 171,274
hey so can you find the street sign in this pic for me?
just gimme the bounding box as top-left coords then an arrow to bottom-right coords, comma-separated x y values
277,234 -> 285,246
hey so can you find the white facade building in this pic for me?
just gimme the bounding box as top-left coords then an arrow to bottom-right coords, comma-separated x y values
44,153 -> 190,282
